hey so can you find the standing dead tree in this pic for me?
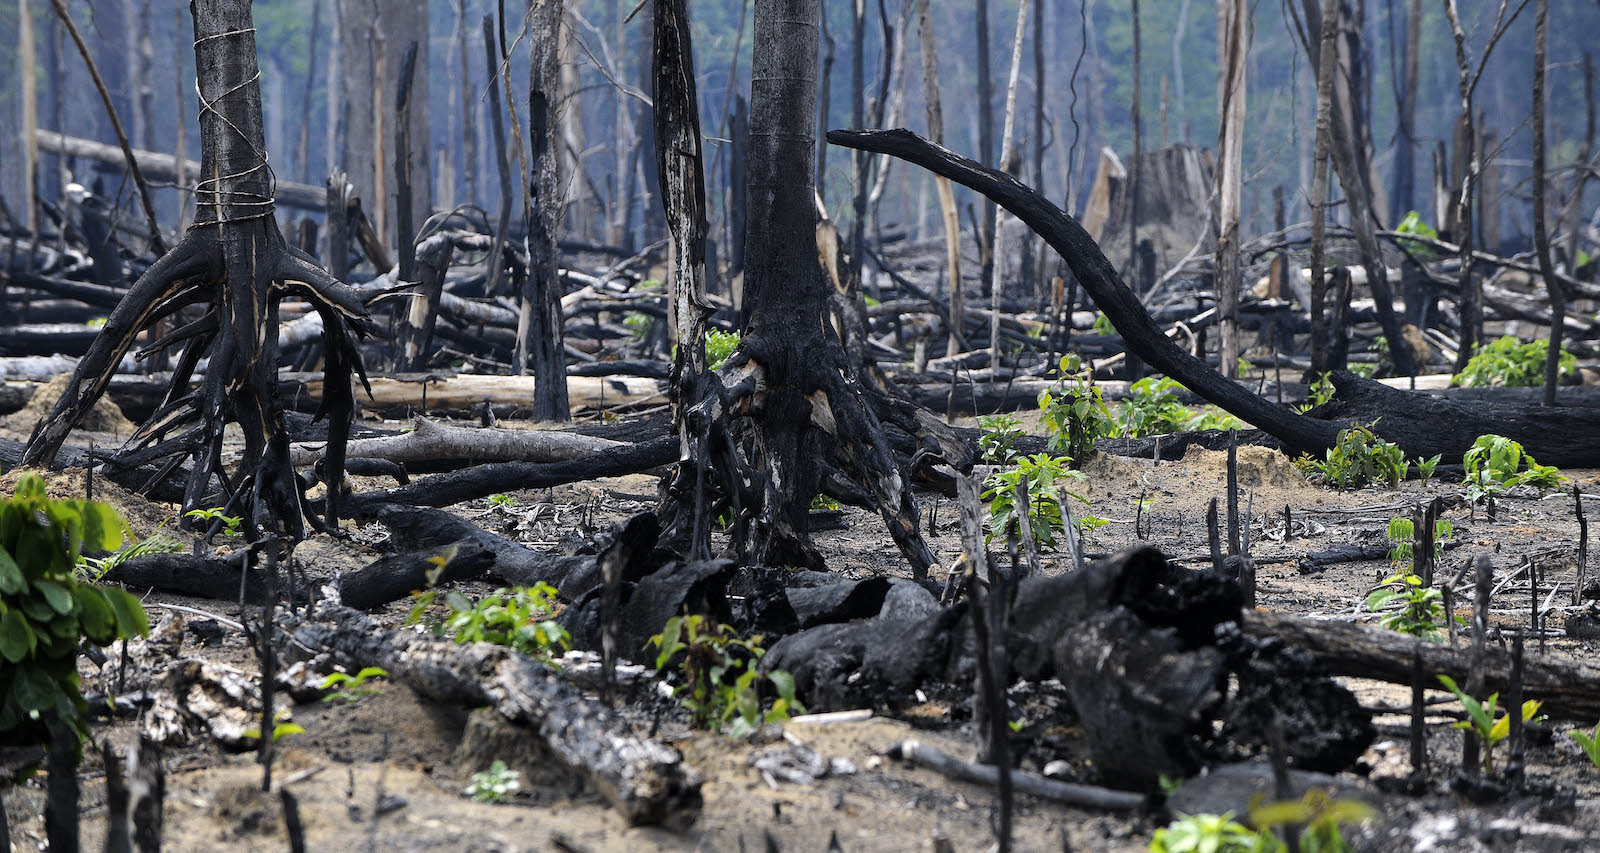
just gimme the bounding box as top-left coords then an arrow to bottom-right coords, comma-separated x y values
1216,0 -> 1247,375
22,0 -> 370,541
658,0 -> 959,576
521,0 -> 571,420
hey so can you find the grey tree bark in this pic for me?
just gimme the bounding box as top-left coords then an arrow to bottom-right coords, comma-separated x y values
1216,0 -> 1247,376
521,0 -> 570,421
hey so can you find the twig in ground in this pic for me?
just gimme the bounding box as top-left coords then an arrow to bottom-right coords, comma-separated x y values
884,740 -> 1144,811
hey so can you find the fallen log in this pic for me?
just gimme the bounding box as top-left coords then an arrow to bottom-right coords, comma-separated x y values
373,504 -> 593,595
886,740 -> 1145,811
34,129 -> 326,211
343,435 -> 677,515
294,373 -> 667,417
1242,609 -> 1600,720
286,417 -> 625,468
291,604 -> 702,826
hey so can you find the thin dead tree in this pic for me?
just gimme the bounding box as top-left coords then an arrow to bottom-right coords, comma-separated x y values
1533,0 -> 1561,405
652,0 -> 714,558
1216,0 -> 1248,376
915,0 -> 965,355
1306,0 -> 1340,375
23,0 -> 370,541
989,0 -> 1030,359
522,0 -> 571,420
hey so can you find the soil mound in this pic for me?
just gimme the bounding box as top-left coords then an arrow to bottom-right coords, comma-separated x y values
6,373 -> 136,436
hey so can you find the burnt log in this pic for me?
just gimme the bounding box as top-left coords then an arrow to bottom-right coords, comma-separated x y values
1242,609 -> 1600,720
372,504 -> 593,595
291,604 -> 702,827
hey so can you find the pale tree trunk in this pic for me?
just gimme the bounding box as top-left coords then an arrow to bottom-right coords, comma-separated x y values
20,0 -> 38,238
295,0 -> 322,183
339,0 -> 377,235
325,0 -> 342,193
989,0 -> 1030,359
1171,0 -> 1191,142
1443,0 -> 1477,371
1216,0 -> 1247,376
1390,0 -> 1421,223
916,0 -> 964,355
521,0 -> 570,420
456,0 -> 477,208
384,1 -> 430,249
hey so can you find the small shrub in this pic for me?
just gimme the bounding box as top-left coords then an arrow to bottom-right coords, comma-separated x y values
1117,377 -> 1193,438
1037,358 -> 1117,461
1437,674 -> 1544,774
1464,434 -> 1567,505
486,493 -> 518,509
1384,516 -> 1452,567
1249,788 -> 1375,853
977,413 -> 1026,464
1296,371 -> 1337,414
76,529 -> 185,583
1395,210 -> 1440,256
1,474 -> 150,745
407,583 -> 571,662
1148,812 -> 1259,853
465,760 -> 521,803
649,615 -> 803,736
982,453 -> 1089,548
1453,336 -> 1575,388
1295,423 -> 1406,489
1366,573 -> 1457,641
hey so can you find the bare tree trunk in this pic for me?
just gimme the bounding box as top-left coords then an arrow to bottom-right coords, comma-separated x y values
990,0 -> 1030,359
296,0 -> 322,184
522,0 -> 570,420
816,7 -> 834,204
916,0 -> 964,355
325,0 -> 342,194
385,2 -> 430,249
1533,0 -> 1562,406
456,0 -> 477,208
339,0 -> 377,239
1390,0 -> 1421,223
1444,0 -> 1478,371
1216,0 -> 1248,376
1307,0 -> 1339,375
19,0 -> 38,238
1171,0 -> 1190,142
976,0 -> 996,300
653,0 -> 713,558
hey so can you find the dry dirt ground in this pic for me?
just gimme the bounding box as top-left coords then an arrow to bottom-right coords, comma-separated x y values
4,407 -> 1600,852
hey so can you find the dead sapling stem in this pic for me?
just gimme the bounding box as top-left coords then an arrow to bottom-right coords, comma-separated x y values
1531,556 -> 1542,654
1283,504 -> 1292,541
1135,489 -> 1147,540
1444,582 -> 1458,647
1506,632 -> 1526,786
1410,645 -> 1427,782
1576,486 -> 1590,607
281,788 -> 307,853
257,543 -> 280,792
966,570 -> 1013,853
1464,554 -> 1494,775
1239,490 -> 1257,609
1056,484 -> 1084,572
1207,497 -> 1224,575
1012,479 -> 1040,579
1227,432 -> 1241,555
1416,499 -> 1440,588
130,735 -> 164,850
1267,717 -> 1300,853
45,718 -> 78,853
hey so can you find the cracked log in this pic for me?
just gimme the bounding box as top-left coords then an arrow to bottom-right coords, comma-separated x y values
287,417 -> 625,468
292,604 -> 702,827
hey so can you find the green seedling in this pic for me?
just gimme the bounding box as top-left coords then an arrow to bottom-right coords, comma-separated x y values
1294,423 -> 1406,490
1366,573 -> 1459,641
244,710 -> 305,744
1148,812 -> 1260,853
1037,357 -> 1117,462
185,507 -> 242,537
977,412 -> 1026,464
1437,674 -> 1544,773
705,329 -> 740,371
407,583 -> 570,662
1249,788 -> 1375,853
320,666 -> 390,704
465,760 -> 521,803
1296,372 -> 1337,414
1383,516 -> 1452,567
1464,434 -> 1567,505
486,493 -> 518,509
1569,722 -> 1600,770
649,614 -> 804,736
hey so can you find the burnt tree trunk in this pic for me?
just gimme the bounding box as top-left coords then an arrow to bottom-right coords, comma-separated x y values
520,0 -> 570,420
22,0 -> 369,539
700,0 -> 949,576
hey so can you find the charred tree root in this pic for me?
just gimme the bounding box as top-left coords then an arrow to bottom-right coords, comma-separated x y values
291,604 -> 702,826
20,2 -> 371,539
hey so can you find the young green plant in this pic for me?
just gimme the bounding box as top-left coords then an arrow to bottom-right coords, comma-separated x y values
465,760 -> 521,803
649,614 -> 803,737
1437,674 -> 1544,774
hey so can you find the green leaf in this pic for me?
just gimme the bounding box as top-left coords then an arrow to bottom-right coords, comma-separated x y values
101,587 -> 150,638
74,587 -> 115,644
0,547 -> 24,595
32,580 -> 74,615
0,609 -> 36,662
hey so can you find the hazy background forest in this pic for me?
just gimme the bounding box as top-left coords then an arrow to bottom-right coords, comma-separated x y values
1,0 -> 1596,279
